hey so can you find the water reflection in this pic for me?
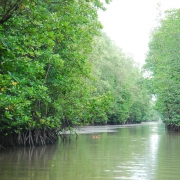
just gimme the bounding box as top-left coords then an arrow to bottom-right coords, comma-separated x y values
0,145 -> 58,180
112,123 -> 160,180
128,134 -> 159,180
1,122 -> 180,180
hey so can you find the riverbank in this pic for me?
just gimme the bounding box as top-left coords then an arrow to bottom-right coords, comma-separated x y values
61,122 -> 160,135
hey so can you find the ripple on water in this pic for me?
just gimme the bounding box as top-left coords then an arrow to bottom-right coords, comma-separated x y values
114,176 -> 137,179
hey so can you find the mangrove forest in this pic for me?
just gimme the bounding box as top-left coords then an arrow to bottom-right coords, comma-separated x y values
144,8 -> 180,131
0,0 -> 158,148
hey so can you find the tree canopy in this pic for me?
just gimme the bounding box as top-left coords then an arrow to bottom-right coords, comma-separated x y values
89,33 -> 154,125
0,0 -> 154,147
144,9 -> 180,130
0,0 -> 111,146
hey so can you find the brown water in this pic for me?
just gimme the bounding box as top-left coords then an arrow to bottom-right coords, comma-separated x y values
1,122 -> 180,180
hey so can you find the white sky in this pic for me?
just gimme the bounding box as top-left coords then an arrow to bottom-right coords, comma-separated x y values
98,0 -> 180,67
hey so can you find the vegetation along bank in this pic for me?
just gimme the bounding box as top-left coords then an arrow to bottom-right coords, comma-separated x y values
0,0 -> 158,148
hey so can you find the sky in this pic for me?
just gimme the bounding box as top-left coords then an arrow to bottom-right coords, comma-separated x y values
98,0 -> 180,67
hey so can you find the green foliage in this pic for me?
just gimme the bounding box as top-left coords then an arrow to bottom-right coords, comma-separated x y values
144,9 -> 180,127
0,0 -> 110,140
0,0 -> 153,147
89,33 -> 153,124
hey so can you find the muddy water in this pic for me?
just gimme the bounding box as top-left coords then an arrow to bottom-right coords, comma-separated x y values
1,122 -> 180,180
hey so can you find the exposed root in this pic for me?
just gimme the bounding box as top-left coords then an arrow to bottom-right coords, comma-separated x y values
0,144 -> 5,150
166,123 -> 180,131
0,128 -> 59,148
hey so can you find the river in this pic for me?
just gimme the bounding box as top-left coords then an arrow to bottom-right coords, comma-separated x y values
1,122 -> 180,180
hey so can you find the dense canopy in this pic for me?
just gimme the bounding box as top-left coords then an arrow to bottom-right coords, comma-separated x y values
144,9 -> 180,131
0,0 -> 154,147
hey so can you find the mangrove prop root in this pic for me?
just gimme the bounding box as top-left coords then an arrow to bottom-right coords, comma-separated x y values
166,123 -> 180,131
0,144 -> 5,150
0,128 -> 58,148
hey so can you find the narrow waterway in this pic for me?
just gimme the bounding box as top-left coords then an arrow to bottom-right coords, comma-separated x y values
1,122 -> 180,180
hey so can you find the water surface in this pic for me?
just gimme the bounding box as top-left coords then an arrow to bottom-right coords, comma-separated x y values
1,122 -> 180,180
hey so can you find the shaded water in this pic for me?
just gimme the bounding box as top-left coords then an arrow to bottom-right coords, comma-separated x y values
1,122 -> 180,180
